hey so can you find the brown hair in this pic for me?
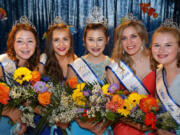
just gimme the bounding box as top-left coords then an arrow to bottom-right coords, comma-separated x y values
83,23 -> 109,42
112,20 -> 149,72
150,26 -> 180,70
44,23 -> 75,82
7,23 -> 40,70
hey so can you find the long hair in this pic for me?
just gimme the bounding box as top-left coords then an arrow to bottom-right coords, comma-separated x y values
44,23 -> 75,82
7,24 -> 40,70
112,20 -> 148,72
150,26 -> 180,70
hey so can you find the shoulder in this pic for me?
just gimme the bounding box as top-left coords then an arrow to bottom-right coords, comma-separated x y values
0,53 -> 10,62
40,53 -> 47,65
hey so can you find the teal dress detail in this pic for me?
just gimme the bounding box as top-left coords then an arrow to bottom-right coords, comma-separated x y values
66,56 -> 113,135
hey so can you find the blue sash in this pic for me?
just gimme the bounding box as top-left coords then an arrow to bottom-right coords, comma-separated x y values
69,58 -> 104,85
156,66 -> 180,124
106,61 -> 149,94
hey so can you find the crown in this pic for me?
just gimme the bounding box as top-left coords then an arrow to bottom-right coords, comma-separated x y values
161,18 -> 179,29
48,16 -> 66,28
86,6 -> 107,26
14,16 -> 36,31
120,13 -> 142,25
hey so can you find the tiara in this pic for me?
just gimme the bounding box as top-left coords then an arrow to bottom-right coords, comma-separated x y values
161,18 -> 179,29
86,6 -> 107,26
14,16 -> 36,31
120,13 -> 143,25
48,16 -> 66,28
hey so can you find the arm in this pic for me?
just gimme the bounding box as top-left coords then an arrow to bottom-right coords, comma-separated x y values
76,119 -> 109,135
106,68 -> 120,85
67,66 -> 77,79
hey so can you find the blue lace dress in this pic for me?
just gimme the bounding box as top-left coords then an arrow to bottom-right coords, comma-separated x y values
66,56 -> 113,135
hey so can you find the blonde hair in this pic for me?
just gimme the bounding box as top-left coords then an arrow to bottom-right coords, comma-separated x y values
112,20 -> 149,72
150,26 -> 180,70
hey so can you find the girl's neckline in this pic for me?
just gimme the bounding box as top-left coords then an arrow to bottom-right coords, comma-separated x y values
82,55 -> 108,65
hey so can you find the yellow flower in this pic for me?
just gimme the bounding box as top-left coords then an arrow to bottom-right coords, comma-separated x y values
76,83 -> 86,90
14,67 -> 32,85
128,92 -> 142,108
117,99 -> 132,117
72,88 -> 86,106
102,84 -> 111,96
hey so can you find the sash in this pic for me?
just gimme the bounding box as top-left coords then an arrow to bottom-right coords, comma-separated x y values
106,61 -> 149,94
0,54 -> 17,84
69,58 -> 103,85
156,67 -> 180,124
40,53 -> 47,65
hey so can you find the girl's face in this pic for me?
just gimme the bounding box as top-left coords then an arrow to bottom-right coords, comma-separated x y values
85,29 -> 108,57
152,32 -> 179,66
14,30 -> 36,61
52,29 -> 71,57
121,26 -> 143,56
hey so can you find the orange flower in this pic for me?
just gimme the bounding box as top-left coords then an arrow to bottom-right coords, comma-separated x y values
140,96 -> 159,113
65,77 -> 78,89
30,71 -> 41,84
38,91 -> 51,106
0,83 -> 10,105
112,94 -> 124,107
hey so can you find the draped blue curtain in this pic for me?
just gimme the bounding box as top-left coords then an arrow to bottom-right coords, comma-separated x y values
0,0 -> 179,56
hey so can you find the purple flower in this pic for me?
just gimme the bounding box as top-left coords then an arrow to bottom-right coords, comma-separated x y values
108,83 -> 119,94
33,81 -> 47,93
42,76 -> 50,82
83,90 -> 91,97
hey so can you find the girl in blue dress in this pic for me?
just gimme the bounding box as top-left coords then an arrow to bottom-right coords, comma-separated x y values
34,17 -> 77,135
151,19 -> 180,135
67,7 -> 113,135
0,16 -> 40,135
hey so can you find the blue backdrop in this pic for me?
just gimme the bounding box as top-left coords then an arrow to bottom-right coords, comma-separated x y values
0,0 -> 179,56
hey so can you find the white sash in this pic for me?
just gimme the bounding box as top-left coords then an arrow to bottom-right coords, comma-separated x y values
40,53 -> 47,65
156,67 -> 180,124
69,58 -> 103,85
106,61 -> 149,94
0,54 -> 17,84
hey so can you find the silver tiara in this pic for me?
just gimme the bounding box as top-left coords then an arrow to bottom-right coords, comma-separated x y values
161,18 -> 179,29
121,13 -> 142,25
48,16 -> 66,28
14,16 -> 36,31
86,6 -> 107,26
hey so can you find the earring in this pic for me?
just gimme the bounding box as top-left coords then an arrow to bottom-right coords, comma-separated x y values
141,45 -> 144,51
122,50 -> 125,55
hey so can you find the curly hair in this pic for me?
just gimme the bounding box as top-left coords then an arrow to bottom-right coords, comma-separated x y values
7,23 -> 40,70
150,26 -> 180,70
112,20 -> 149,72
44,23 -> 75,82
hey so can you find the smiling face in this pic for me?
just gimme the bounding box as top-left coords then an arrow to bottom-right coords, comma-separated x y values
14,30 -> 36,61
121,26 -> 143,56
52,29 -> 71,57
152,32 -> 179,66
85,29 -> 108,57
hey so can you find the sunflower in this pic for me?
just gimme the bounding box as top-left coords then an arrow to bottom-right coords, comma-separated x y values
14,67 -> 32,85
128,92 -> 142,108
117,99 -> 132,117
